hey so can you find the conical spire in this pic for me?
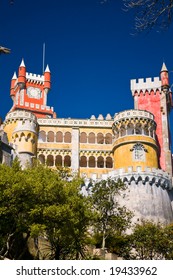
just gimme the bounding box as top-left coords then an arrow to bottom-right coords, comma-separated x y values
12,72 -> 17,79
161,62 -> 168,72
20,58 -> 25,67
45,64 -> 50,72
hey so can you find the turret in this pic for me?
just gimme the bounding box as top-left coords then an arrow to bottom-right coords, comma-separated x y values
10,72 -> 17,97
160,62 -> 169,89
4,110 -> 38,168
18,59 -> 26,88
44,65 -> 51,91
112,109 -> 158,172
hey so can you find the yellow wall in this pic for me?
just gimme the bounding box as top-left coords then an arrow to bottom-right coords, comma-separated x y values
113,135 -> 158,171
79,167 -> 113,178
13,130 -> 37,155
3,121 -> 18,142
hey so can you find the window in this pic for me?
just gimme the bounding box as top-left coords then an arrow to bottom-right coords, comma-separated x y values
47,131 -> 54,142
105,133 -> 112,144
97,156 -> 104,168
131,143 -> 147,161
106,157 -> 113,168
80,132 -> 87,143
80,156 -> 87,167
39,131 -> 46,142
88,133 -> 95,144
38,154 -> 45,164
64,132 -> 71,143
97,133 -> 104,144
55,155 -> 62,166
56,131 -> 63,142
47,155 -> 54,166
64,155 -> 71,167
88,156 -> 95,167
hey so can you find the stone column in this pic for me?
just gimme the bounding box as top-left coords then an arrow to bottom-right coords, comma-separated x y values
71,127 -> 79,171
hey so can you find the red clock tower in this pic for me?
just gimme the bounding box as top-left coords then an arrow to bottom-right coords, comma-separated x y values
10,59 -> 56,118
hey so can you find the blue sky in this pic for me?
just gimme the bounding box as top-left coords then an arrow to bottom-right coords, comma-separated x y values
1,0 -> 173,125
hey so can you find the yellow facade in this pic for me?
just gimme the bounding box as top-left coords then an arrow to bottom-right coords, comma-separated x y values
3,109 -> 161,178
113,135 -> 158,172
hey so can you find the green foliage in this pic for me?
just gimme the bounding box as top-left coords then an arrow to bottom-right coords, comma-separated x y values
90,178 -> 133,250
0,163 -> 93,259
130,220 -> 165,260
157,223 -> 173,260
1,161 -> 173,260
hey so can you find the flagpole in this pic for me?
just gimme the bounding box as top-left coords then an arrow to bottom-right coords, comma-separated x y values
42,43 -> 45,73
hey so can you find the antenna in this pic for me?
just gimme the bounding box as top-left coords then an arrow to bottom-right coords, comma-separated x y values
42,42 -> 45,74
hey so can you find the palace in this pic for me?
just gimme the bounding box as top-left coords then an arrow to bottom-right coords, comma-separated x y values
1,59 -> 173,224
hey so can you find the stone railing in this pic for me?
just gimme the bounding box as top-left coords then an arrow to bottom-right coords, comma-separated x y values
4,110 -> 37,123
38,117 -> 114,128
114,109 -> 154,122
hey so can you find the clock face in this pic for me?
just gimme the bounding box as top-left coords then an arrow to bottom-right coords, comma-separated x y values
27,87 -> 41,99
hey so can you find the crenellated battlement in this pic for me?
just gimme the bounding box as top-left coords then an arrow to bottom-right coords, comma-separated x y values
4,110 -> 37,124
114,109 -> 154,122
131,77 -> 161,95
13,118 -> 38,134
26,72 -> 44,84
85,166 -> 172,190
107,167 -> 172,190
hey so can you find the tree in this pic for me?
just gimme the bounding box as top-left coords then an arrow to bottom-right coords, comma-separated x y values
0,158 -> 34,259
158,223 -> 173,259
90,178 -> 133,253
0,162 -> 93,259
123,0 -> 173,32
130,220 -> 164,259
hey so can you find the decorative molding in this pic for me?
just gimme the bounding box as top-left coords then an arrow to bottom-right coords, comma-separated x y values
38,118 -> 114,128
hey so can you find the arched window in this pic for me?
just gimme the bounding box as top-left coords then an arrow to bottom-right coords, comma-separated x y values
55,155 -> 62,166
39,131 -> 46,142
113,129 -> 119,139
64,155 -> 71,167
135,124 -> 142,135
127,123 -> 134,135
120,126 -> 126,137
80,156 -> 87,167
80,132 -> 87,143
56,131 -> 63,142
64,132 -> 71,143
38,154 -> 45,164
88,156 -> 95,167
47,155 -> 54,166
47,131 -> 54,142
144,125 -> 149,136
106,157 -> 113,168
150,128 -> 154,138
105,133 -> 112,144
97,156 -> 104,168
88,132 -> 95,144
131,143 -> 147,162
97,133 -> 104,144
